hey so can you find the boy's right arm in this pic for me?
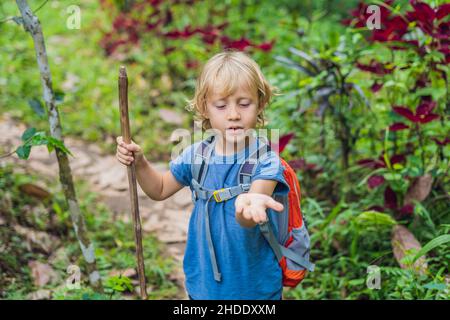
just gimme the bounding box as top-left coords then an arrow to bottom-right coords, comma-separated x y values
116,136 -> 184,201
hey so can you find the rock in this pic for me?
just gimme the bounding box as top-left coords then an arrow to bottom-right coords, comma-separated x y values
14,225 -> 60,254
28,145 -> 57,164
101,195 -> 130,215
86,143 -> 103,154
171,187 -> 193,208
165,209 -> 190,234
137,184 -> 147,198
27,160 -> 58,177
69,148 -> 93,172
27,289 -> 52,300
167,245 -> 183,262
152,201 -> 165,211
142,214 -> 161,232
95,161 -> 128,190
157,232 -> 187,244
83,156 -> 114,177
28,261 -> 60,287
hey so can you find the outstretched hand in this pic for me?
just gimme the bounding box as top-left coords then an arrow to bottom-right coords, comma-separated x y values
235,193 -> 284,225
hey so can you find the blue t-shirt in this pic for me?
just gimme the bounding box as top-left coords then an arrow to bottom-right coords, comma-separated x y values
169,137 -> 290,300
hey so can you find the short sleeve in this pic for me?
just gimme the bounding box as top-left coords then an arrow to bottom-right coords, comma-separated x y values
169,143 -> 198,187
251,151 -> 290,195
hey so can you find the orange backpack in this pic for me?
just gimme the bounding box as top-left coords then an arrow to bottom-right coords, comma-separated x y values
191,135 -> 314,286
267,157 -> 314,286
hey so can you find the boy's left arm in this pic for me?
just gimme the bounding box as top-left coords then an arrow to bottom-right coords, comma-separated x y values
235,179 -> 284,228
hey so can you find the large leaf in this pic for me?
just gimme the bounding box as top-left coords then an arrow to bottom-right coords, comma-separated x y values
354,210 -> 397,232
403,174 -> 433,206
21,127 -> 37,141
412,234 -> 450,263
46,136 -> 73,156
16,145 -> 31,159
278,133 -> 294,153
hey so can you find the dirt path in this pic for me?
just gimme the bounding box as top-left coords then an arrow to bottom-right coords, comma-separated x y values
0,114 -> 191,299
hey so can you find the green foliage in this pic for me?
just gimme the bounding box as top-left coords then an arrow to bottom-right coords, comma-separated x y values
284,198 -> 449,300
104,275 -> 133,294
413,235 -> 450,264
354,210 -> 397,233
14,127 -> 72,160
0,164 -> 179,299
52,286 -> 116,300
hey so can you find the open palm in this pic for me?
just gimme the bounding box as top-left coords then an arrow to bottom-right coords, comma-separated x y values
235,193 -> 284,224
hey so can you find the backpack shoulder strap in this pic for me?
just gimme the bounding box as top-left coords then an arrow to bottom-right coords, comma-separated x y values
191,135 -> 215,186
238,136 -> 271,185
260,221 -> 315,272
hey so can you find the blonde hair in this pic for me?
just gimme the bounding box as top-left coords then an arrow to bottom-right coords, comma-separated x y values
186,49 -> 278,131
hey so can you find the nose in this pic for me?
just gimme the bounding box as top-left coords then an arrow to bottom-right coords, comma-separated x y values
227,104 -> 241,120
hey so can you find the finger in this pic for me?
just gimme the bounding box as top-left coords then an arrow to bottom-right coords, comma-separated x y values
117,156 -> 130,166
125,143 -> 141,153
117,150 -> 132,160
117,145 -> 132,156
242,206 -> 252,221
117,137 -> 138,150
235,201 -> 243,215
248,207 -> 258,223
265,198 -> 284,212
250,208 -> 264,224
257,209 -> 267,224
117,152 -> 134,164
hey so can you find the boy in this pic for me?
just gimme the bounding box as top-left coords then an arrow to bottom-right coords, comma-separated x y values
116,50 -> 289,299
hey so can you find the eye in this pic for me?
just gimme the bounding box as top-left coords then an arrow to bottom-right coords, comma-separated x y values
215,105 -> 226,109
240,103 -> 250,107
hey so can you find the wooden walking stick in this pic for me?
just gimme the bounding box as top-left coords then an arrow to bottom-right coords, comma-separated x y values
118,66 -> 148,299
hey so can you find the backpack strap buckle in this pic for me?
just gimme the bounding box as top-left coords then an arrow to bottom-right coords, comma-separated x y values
213,189 -> 225,202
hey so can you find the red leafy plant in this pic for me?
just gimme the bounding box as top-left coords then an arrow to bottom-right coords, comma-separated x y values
99,0 -> 276,61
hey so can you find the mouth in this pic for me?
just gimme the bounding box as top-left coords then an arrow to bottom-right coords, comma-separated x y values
226,126 -> 244,131
226,126 -> 244,135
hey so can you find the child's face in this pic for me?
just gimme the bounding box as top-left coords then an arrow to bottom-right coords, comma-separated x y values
205,84 -> 260,146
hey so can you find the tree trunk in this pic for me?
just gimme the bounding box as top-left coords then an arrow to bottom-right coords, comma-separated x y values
16,0 -> 102,292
